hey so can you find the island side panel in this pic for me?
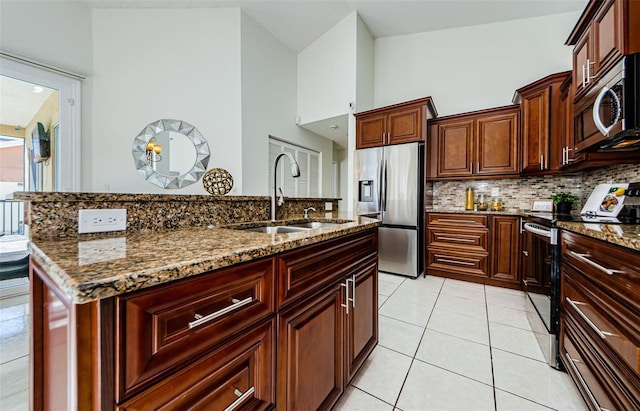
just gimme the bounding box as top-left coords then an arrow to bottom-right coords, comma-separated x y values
30,259 -> 106,410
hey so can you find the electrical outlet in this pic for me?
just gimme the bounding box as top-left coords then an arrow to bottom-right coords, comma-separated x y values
78,209 -> 127,234
325,202 -> 333,211
491,187 -> 500,197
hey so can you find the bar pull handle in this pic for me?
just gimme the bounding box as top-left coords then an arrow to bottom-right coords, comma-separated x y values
350,274 -> 356,308
439,258 -> 475,266
341,281 -> 350,315
582,63 -> 587,88
566,298 -> 606,339
189,297 -> 253,329
540,155 -> 544,170
224,387 -> 255,411
569,251 -> 624,276
564,353 -> 601,411
438,236 -> 475,243
562,147 -> 566,165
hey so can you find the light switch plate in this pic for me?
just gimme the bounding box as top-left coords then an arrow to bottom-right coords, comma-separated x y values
78,209 -> 127,234
325,202 -> 333,211
491,187 -> 500,197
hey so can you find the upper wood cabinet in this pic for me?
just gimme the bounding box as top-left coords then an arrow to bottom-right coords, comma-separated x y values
355,97 -> 438,149
514,71 -> 571,175
427,105 -> 520,180
566,0 -> 640,98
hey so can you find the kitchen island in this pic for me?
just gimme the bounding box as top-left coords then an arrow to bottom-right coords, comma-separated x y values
24,199 -> 379,410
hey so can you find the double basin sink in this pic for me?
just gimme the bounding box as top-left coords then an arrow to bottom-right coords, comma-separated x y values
241,221 -> 345,234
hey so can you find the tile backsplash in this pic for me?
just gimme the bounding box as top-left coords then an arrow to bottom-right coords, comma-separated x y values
431,163 -> 640,211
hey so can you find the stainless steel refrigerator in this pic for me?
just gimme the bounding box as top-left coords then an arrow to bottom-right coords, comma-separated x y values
355,142 -> 423,278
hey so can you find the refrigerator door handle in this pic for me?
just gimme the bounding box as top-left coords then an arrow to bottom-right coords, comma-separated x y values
377,156 -> 384,211
381,159 -> 388,212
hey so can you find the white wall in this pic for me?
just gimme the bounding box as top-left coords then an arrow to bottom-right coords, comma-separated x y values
374,12 -> 581,116
297,12 -> 358,125
240,12 -> 334,197
91,8 -> 242,194
0,0 -> 92,75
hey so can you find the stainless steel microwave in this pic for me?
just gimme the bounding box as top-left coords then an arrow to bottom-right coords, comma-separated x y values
574,53 -> 640,152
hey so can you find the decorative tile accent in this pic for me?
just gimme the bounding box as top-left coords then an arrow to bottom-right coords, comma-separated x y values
431,163 -> 640,211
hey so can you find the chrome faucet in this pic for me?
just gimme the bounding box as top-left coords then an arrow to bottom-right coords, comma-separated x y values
303,207 -> 316,219
272,152 -> 300,221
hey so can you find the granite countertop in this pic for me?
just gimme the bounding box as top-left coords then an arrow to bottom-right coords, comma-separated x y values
556,221 -> 640,252
29,214 -> 380,304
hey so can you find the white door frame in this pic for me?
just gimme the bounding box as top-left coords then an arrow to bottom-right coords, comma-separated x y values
0,54 -> 82,192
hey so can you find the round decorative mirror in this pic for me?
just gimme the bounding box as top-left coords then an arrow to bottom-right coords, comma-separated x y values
132,119 -> 210,189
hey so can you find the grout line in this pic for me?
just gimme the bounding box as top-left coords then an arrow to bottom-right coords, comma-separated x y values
483,284 -> 498,411
389,276 -> 444,409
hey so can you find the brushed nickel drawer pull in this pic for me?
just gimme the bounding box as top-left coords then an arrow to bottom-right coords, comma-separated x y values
341,281 -> 350,315
350,274 -> 356,308
224,386 -> 255,411
564,353 -> 601,410
438,236 -> 476,243
438,219 -> 480,225
569,251 -> 624,276
566,298 -> 606,339
189,297 -> 253,329
438,258 -> 475,266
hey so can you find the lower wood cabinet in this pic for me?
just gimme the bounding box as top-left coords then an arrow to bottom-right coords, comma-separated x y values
426,213 -> 521,289
559,230 -> 640,410
30,228 -> 378,411
117,319 -> 276,410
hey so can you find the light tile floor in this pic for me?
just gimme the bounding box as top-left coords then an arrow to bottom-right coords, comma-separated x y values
0,275 -> 588,411
334,273 -> 588,411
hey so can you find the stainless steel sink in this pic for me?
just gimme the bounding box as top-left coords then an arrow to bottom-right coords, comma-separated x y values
288,221 -> 342,229
242,226 -> 310,234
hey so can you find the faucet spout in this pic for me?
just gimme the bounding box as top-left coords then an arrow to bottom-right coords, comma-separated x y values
272,152 -> 300,221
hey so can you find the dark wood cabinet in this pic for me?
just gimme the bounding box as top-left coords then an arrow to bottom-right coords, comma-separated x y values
426,213 -> 522,289
276,232 -> 378,411
567,0 -> 640,99
427,106 -> 520,180
31,229 -> 379,411
355,97 -> 437,149
559,230 -> 640,410
514,71 -> 571,175
277,283 -> 345,411
490,216 -> 521,284
520,225 -> 551,294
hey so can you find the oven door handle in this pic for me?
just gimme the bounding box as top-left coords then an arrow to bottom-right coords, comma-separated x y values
523,223 -> 551,238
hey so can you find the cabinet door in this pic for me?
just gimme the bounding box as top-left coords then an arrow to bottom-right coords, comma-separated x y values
573,30 -> 592,97
593,0 -> 621,77
521,229 -> 551,294
490,216 -> 521,284
356,113 -> 386,149
346,259 -> 378,381
277,284 -> 345,411
435,119 -> 474,178
387,104 -> 424,145
521,87 -> 550,173
476,111 -> 519,176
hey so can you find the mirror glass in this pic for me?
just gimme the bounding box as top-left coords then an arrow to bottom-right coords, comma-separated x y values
132,119 -> 210,189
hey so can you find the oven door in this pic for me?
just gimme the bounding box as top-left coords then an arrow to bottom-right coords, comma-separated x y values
522,221 -> 562,369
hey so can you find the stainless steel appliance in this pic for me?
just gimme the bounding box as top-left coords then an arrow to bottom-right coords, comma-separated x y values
355,143 -> 423,278
523,181 -> 640,370
575,52 -> 640,152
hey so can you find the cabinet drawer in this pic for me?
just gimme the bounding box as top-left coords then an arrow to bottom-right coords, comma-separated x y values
427,248 -> 488,278
427,227 -> 488,252
427,213 -> 488,228
116,258 -> 275,400
562,316 -> 620,411
277,230 -> 377,309
562,265 -> 640,397
117,319 -> 275,410
562,231 -> 640,317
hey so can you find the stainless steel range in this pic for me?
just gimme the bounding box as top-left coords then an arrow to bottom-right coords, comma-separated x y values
522,182 -> 640,370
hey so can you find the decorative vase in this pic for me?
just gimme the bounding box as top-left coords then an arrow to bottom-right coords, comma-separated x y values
556,201 -> 572,214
